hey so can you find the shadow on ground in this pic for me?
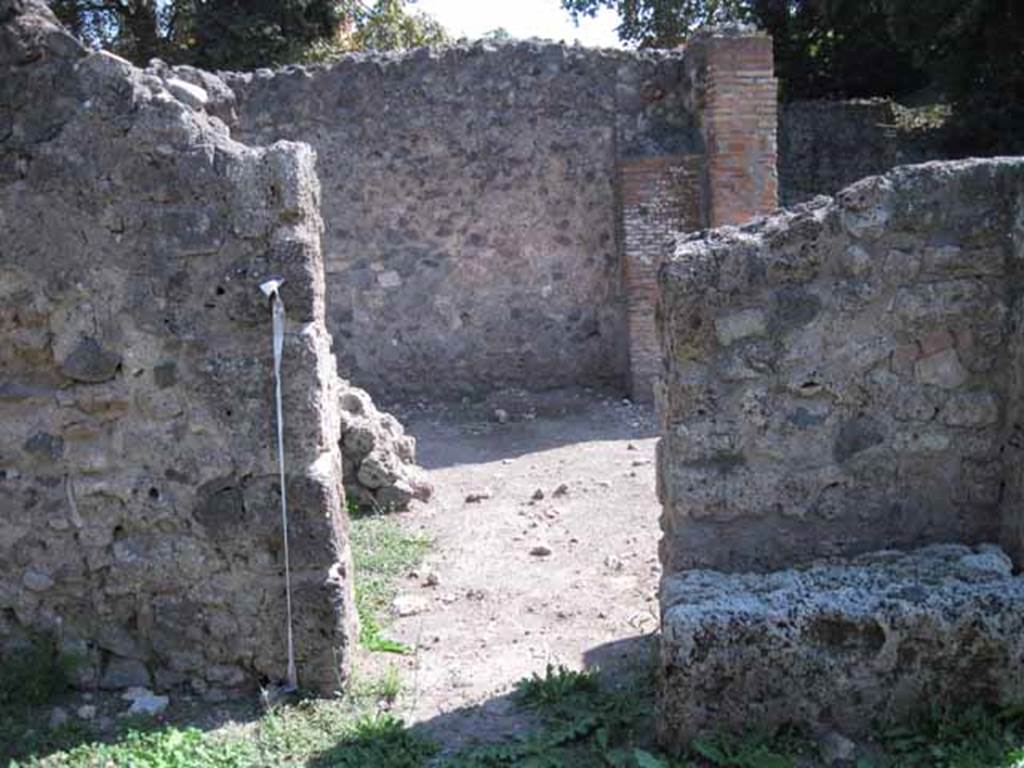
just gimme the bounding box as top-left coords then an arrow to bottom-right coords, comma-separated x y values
0,693 -> 264,765
405,633 -> 660,759
2,635 -> 659,766
401,389 -> 657,470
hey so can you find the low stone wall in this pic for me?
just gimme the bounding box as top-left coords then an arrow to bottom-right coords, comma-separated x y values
659,545 -> 1024,748
779,98 -> 950,206
0,1 -> 354,694
657,157 -> 1024,574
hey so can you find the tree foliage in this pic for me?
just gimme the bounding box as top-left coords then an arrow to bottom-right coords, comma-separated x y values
47,0 -> 450,69
562,0 -> 1023,152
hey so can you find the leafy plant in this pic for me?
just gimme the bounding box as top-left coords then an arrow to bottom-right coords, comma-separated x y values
445,661 -> 679,768
55,727 -> 256,768
517,665 -> 601,711
690,732 -> 794,768
309,713 -> 437,768
882,703 -> 1024,768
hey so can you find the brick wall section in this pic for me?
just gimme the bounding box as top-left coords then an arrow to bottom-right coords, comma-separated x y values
692,33 -> 778,226
620,156 -> 704,401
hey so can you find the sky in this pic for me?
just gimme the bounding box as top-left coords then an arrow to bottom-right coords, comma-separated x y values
413,0 -> 623,48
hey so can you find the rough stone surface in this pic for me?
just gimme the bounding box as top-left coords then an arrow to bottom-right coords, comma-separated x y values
659,544 -> 1024,748
657,158 -> 1024,573
779,99 -> 951,206
0,0 -> 354,693
216,43 -> 707,400
338,380 -> 431,510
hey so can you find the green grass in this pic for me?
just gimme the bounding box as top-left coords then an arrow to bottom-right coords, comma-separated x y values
881,704 -> 1024,768
8,647 -> 1024,768
348,502 -> 431,654
11,688 -> 436,768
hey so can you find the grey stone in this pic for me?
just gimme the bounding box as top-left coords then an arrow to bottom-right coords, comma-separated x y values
100,658 -> 151,690
943,391 -> 999,427
714,309 -> 766,346
164,77 -> 208,109
22,568 -> 53,591
915,348 -> 968,390
779,99 -> 951,208
834,417 -> 884,464
220,37 -> 708,401
48,707 -> 69,729
59,338 -> 122,383
817,730 -> 857,766
126,691 -> 169,717
659,545 -> 1024,748
23,431 -> 63,460
338,381 -> 431,511
392,594 -> 429,617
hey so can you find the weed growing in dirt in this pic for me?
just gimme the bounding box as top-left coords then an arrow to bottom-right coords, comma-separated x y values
12,682 -> 436,767
443,661 -> 824,768
37,726 -> 257,768
688,731 -> 801,768
348,504 -> 431,654
307,713 -> 437,768
880,703 -> 1024,768
444,662 -> 683,768
350,664 -> 403,707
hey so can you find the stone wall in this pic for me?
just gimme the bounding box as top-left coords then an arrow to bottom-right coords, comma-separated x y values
217,44 -> 709,401
657,157 -> 1024,574
779,98 -> 950,206
0,0 -> 354,694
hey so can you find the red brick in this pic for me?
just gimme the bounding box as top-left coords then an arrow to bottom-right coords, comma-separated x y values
920,330 -> 955,357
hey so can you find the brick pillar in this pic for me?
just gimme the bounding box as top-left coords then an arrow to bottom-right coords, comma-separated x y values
620,155 -> 704,402
690,30 -> 778,226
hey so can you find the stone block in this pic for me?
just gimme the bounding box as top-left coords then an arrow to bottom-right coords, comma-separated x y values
659,545 -> 1024,751
100,657 -> 151,690
915,348 -> 968,390
714,309 -> 767,346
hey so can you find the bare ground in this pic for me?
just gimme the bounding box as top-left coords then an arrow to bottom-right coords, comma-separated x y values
360,389 -> 663,751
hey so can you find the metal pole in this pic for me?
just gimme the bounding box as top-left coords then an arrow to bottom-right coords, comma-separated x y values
260,278 -> 297,691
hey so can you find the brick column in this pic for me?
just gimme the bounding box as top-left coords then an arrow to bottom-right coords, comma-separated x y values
620,155 -> 704,402
690,30 -> 778,226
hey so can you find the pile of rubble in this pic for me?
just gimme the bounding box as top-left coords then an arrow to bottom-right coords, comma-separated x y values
338,383 -> 432,511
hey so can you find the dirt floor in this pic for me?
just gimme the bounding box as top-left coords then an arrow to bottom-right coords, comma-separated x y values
363,388 -> 663,750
